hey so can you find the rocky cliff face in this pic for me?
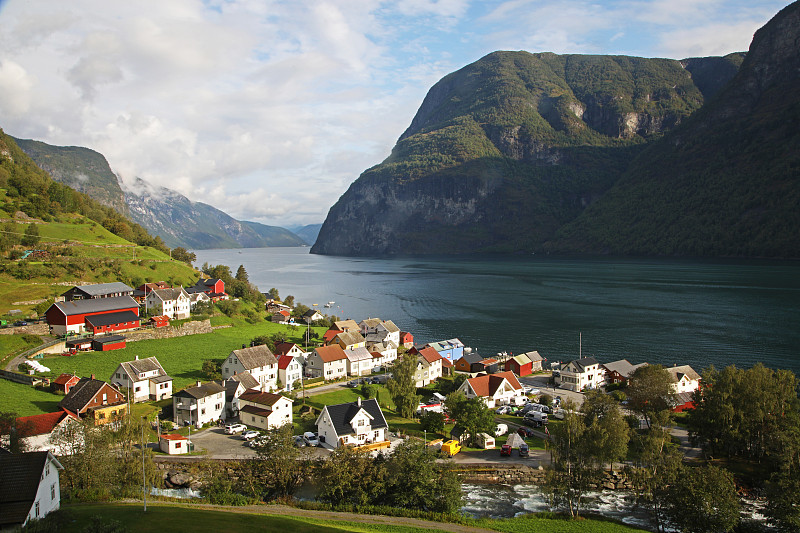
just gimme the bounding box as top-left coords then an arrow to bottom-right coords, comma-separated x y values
548,1 -> 800,257
312,50 -> 740,256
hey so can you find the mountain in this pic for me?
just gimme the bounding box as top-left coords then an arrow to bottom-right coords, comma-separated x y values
14,140 -> 306,250
291,224 -> 322,245
311,50 -> 744,256
12,137 -> 128,214
548,1 -> 800,256
123,178 -> 306,249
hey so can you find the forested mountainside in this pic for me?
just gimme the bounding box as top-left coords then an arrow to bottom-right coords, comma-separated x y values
15,139 -> 305,250
312,2 -> 797,257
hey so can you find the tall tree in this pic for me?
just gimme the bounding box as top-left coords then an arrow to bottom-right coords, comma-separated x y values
445,392 -> 495,447
581,389 -> 630,470
317,445 -> 386,507
249,424 -> 310,500
268,287 -> 280,300
383,440 -> 462,514
235,264 -> 249,283
387,353 -> 421,419
626,364 -> 677,430
171,247 -> 196,265
664,464 -> 740,533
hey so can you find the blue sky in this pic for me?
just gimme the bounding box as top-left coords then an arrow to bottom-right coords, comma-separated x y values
0,0 -> 792,227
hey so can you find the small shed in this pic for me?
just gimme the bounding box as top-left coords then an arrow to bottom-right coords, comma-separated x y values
51,373 -> 80,394
450,425 -> 469,444
150,315 -> 170,328
92,335 -> 126,351
159,433 -> 190,455
65,338 -> 93,351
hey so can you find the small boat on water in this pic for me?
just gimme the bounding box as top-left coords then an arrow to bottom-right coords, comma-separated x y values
324,301 -> 335,307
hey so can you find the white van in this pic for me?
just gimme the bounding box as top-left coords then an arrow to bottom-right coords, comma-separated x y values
495,423 -> 508,436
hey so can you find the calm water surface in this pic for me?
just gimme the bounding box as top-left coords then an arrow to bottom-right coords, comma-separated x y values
191,248 -> 800,376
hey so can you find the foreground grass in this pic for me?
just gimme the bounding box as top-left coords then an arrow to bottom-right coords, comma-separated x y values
56,503 -> 454,533
52,502 -> 649,533
0,379 -> 61,416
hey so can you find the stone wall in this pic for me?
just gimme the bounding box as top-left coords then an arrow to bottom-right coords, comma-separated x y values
125,319 -> 214,342
454,465 -> 633,490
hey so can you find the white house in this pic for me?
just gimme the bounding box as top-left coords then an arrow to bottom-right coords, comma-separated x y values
0,451 -> 63,529
359,318 -> 401,347
172,381 -> 226,427
188,291 -> 210,310
458,371 -> 526,408
10,411 -> 80,456
145,287 -> 190,320
557,357 -> 604,392
316,397 -> 388,449
238,390 -> 293,430
277,355 -> 304,391
110,355 -> 173,402
159,434 -> 190,455
345,347 -> 373,376
667,365 -> 701,394
221,344 -> 279,392
306,345 -> 348,380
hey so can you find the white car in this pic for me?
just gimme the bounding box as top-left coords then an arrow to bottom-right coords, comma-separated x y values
224,423 -> 247,434
303,431 -> 320,446
241,430 -> 260,441
496,405 -> 512,415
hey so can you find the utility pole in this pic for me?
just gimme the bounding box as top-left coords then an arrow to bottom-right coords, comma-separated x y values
141,418 -> 147,512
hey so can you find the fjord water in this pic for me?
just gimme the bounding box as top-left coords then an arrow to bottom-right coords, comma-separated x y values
192,247 -> 800,376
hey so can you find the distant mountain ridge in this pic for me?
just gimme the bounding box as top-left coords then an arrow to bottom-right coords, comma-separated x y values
14,139 -> 306,250
311,48 -> 747,256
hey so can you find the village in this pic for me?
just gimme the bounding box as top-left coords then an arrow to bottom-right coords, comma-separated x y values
0,277 -> 707,529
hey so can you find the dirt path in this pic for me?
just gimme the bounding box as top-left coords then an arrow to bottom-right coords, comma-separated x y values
126,501 -> 498,533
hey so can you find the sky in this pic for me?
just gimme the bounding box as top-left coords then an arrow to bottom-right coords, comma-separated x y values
0,0 -> 792,228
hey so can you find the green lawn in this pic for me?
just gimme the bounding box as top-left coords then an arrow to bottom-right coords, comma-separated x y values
50,502 -> 649,533
0,379 -> 62,416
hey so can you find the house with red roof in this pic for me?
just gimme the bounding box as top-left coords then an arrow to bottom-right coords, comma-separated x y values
274,343 -> 305,358
50,374 -> 80,395
457,371 -> 526,408
271,310 -> 292,324
159,433 -> 190,455
186,278 -> 228,301
277,355 -> 304,391
306,345 -> 348,380
12,410 -> 80,455
413,347 -> 443,387
238,389 -> 293,430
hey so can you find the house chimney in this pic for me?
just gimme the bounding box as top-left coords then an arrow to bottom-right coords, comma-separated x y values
135,355 -> 139,361
90,374 -> 95,380
196,381 -> 202,387
357,397 -> 361,406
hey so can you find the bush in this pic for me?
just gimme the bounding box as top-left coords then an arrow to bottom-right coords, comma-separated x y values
611,390 -> 627,402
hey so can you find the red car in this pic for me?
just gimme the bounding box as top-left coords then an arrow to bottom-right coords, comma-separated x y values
500,444 -> 512,456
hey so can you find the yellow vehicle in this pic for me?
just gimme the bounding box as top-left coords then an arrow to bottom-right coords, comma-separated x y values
441,439 -> 462,457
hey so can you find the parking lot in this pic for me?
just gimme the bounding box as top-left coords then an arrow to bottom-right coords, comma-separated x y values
188,427 -> 333,459
517,372 -> 585,408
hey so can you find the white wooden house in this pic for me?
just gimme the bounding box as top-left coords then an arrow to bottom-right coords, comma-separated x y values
557,357 -> 604,392
221,344 -> 278,392
172,381 -> 226,427
0,451 -> 63,529
238,390 -> 293,430
145,287 -> 190,320
458,371 -> 526,408
110,355 -> 173,402
315,397 -> 388,449
306,345 -> 348,380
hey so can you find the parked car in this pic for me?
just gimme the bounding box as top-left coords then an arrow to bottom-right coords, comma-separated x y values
495,423 -> 508,436
303,431 -> 320,446
496,405 -> 512,415
293,435 -> 307,447
224,423 -> 247,434
346,378 -> 364,387
441,440 -> 462,457
525,411 -> 548,423
500,444 -> 512,456
518,443 -> 530,457
241,430 -> 260,441
518,426 -> 536,438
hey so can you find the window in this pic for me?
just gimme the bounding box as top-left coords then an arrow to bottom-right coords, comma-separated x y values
51,484 -> 56,500
98,412 -> 105,419
102,393 -> 107,403
201,408 -> 206,415
358,419 -> 364,426
175,442 -> 182,449
46,464 -> 50,476
35,501 -> 40,517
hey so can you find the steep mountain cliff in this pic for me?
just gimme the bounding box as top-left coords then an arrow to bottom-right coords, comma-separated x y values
311,50 -> 743,256
549,1 -> 800,257
124,178 -> 305,249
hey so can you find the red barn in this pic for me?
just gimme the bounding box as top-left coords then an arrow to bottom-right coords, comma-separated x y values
45,296 -> 140,336
149,315 -> 170,328
187,278 -> 227,301
84,311 -> 140,334
399,331 -> 414,349
51,373 -> 80,394
91,335 -> 126,351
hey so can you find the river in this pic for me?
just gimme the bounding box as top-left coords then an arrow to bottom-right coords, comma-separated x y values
191,248 -> 800,376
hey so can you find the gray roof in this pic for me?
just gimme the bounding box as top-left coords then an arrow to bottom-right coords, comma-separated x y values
59,377 -> 122,413
667,365 -> 701,382
521,351 -> 543,362
227,371 -> 259,390
0,451 -> 62,528
381,320 -> 400,333
231,344 -> 277,369
335,331 -> 366,346
150,287 -> 189,301
117,357 -> 167,381
320,398 -> 387,438
84,310 -> 139,327
602,359 -> 645,378
69,282 -> 133,297
345,346 -> 373,362
174,381 -> 225,399
568,357 -> 600,372
52,295 -> 139,317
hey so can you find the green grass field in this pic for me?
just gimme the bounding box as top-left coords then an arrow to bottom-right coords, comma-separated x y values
49,503 -> 649,533
0,379 -> 62,416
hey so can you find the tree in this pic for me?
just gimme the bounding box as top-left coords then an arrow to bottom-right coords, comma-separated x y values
283,295 -> 295,307
664,464 -> 740,533
317,445 -> 386,507
386,353 -> 421,419
268,287 -> 280,300
171,247 -> 196,265
235,264 -> 249,283
202,359 -> 222,381
445,392 -> 494,447
626,364 -> 677,430
21,223 -> 40,247
419,410 -> 446,435
580,389 -> 630,470
249,424 -> 310,500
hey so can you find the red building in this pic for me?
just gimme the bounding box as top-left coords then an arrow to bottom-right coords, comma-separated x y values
51,374 -> 80,394
84,311 -> 140,334
149,315 -> 170,328
399,331 -> 414,349
91,335 -> 127,351
45,296 -> 140,336
187,278 -> 228,301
